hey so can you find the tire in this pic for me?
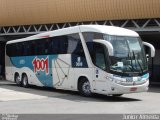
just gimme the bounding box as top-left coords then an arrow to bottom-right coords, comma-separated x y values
78,78 -> 92,97
22,74 -> 29,88
15,73 -> 22,86
112,94 -> 123,97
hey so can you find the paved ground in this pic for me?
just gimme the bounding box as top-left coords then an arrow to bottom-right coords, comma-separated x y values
0,80 -> 160,114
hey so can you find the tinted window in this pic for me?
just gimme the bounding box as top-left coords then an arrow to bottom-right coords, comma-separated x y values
23,42 -> 31,56
35,39 -> 48,55
67,34 -> 85,56
94,44 -> 107,70
48,36 -> 68,54
6,33 -> 84,56
48,37 -> 59,54
6,43 -> 22,56
87,42 -> 109,71
48,34 -> 83,55
59,36 -> 68,54
6,44 -> 13,56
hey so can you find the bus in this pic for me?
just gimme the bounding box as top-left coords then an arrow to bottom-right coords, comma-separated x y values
5,25 -> 155,97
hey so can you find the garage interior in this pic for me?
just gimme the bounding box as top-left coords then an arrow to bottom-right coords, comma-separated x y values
140,32 -> 160,83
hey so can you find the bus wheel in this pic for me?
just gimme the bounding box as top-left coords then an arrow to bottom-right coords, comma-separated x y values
15,73 -> 22,86
78,78 -> 92,97
22,74 -> 29,88
112,94 -> 123,97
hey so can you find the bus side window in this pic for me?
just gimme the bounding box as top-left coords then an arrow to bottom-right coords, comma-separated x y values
94,43 -> 107,70
48,36 -> 68,54
67,34 -> 85,57
67,34 -> 79,53
48,37 -> 60,54
45,39 -> 49,54
36,39 -> 46,55
13,44 -> 19,56
18,42 -> 28,56
86,42 -> 94,61
73,42 -> 85,57
26,42 -> 32,56
59,36 -> 68,54
30,41 -> 36,56
48,39 -> 53,54
9,44 -> 15,56
48,34 -> 83,55
6,44 -> 13,57
23,42 -> 30,56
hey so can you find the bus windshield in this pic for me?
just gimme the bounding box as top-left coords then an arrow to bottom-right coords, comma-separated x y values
103,35 -> 148,74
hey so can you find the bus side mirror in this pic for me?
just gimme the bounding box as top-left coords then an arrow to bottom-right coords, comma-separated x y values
146,54 -> 149,62
93,39 -> 114,56
143,42 -> 155,57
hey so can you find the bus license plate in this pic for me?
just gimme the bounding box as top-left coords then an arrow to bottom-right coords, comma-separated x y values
130,87 -> 137,92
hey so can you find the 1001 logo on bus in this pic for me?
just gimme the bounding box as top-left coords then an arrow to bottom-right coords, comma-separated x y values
32,57 -> 49,75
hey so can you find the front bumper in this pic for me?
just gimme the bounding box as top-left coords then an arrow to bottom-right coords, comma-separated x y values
107,80 -> 149,95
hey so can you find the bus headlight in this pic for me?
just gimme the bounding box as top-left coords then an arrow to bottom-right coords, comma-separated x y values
114,79 -> 121,84
107,77 -> 114,82
113,78 -> 126,85
107,76 -> 125,85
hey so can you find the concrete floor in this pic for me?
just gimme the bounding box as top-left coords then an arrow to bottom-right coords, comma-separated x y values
0,80 -> 160,114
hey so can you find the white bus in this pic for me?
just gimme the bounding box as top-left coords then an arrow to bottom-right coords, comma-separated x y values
5,25 -> 155,97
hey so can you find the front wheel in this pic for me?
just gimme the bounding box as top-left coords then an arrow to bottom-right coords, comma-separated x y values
78,78 -> 92,97
22,74 -> 29,88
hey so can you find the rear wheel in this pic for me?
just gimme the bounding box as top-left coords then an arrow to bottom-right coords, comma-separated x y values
78,78 -> 92,97
22,74 -> 29,88
15,73 -> 22,86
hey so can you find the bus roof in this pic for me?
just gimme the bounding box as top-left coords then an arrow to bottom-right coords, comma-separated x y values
7,25 -> 139,44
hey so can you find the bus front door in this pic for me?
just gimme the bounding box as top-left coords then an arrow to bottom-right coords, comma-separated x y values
93,43 -> 108,93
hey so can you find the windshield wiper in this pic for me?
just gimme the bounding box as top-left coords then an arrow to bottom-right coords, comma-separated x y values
132,50 -> 143,73
128,52 -> 134,71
